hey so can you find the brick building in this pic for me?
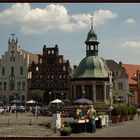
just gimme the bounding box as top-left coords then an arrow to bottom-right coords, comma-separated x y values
123,64 -> 140,105
29,45 -> 71,104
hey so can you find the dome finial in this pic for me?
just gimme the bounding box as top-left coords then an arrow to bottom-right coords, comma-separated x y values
90,13 -> 94,29
11,33 -> 15,38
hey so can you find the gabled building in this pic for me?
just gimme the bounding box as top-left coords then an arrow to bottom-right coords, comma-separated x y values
0,34 -> 38,104
29,45 -> 71,104
123,64 -> 140,105
106,60 -> 129,103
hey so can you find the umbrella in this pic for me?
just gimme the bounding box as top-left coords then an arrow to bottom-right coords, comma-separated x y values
26,100 -> 36,104
62,99 -> 71,103
73,98 -> 93,105
11,99 -> 23,103
62,99 -> 71,105
50,99 -> 62,104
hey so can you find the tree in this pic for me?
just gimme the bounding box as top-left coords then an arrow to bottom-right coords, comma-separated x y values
32,90 -> 43,104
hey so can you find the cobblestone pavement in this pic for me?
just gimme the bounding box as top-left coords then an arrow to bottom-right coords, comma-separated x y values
0,112 -> 140,137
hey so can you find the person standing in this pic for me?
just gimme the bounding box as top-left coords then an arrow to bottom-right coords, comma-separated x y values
76,105 -> 84,119
86,105 -> 96,133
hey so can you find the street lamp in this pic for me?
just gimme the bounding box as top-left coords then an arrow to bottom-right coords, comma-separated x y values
108,71 -> 113,120
61,92 -> 64,100
49,91 -> 52,104
82,90 -> 85,98
14,92 -> 18,118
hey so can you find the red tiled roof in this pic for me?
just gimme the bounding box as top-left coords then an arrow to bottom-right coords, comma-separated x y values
123,64 -> 140,85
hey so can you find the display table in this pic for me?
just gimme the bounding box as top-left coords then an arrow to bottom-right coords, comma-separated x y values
71,119 -> 88,133
71,118 -> 99,133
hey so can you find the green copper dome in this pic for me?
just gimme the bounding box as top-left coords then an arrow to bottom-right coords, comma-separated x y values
72,56 -> 109,79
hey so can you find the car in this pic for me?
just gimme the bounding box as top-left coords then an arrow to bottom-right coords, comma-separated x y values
16,106 -> 26,113
0,106 -> 4,114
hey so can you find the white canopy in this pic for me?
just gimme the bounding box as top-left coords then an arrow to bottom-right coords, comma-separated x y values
26,100 -> 36,104
50,99 -> 62,104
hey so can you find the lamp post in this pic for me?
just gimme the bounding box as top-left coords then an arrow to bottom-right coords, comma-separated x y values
14,92 -> 18,118
108,71 -> 113,120
49,91 -> 52,105
61,92 -> 64,100
82,90 -> 85,98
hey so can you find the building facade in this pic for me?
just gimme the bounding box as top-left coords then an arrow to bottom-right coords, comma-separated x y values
0,34 -> 38,104
29,45 -> 71,104
71,20 -> 112,104
123,64 -> 140,105
106,60 -> 129,104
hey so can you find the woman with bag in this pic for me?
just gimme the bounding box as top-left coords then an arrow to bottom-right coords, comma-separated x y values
86,105 -> 96,133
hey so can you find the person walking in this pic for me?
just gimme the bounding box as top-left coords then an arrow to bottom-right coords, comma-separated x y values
86,105 -> 96,133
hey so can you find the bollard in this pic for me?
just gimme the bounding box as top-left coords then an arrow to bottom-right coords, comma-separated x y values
29,119 -> 32,125
7,119 -> 10,125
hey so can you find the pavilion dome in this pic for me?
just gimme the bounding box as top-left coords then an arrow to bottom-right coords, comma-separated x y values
72,55 -> 109,79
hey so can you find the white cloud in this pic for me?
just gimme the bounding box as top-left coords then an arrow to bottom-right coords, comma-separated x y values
121,40 -> 140,49
125,18 -> 136,25
0,3 -> 118,34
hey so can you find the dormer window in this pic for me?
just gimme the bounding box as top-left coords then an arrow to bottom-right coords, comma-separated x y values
114,70 -> 120,77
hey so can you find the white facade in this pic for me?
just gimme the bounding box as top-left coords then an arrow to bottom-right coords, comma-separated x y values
0,34 -> 38,104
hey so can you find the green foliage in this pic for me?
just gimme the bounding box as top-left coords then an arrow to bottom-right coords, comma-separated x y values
127,106 -> 132,115
93,103 -> 110,110
111,107 -> 121,116
97,111 -> 107,115
119,105 -> 128,115
32,90 -> 43,103
130,105 -> 137,115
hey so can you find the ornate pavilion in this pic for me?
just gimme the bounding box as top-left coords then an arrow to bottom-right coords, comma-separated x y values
71,16 -> 112,104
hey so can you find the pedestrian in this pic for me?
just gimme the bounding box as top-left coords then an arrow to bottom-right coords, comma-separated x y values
86,105 -> 96,133
76,105 -> 84,119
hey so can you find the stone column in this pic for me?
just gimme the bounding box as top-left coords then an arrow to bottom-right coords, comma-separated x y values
93,82 -> 96,103
104,82 -> 107,103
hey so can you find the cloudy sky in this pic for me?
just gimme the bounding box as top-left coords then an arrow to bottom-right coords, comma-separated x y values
0,3 -> 140,66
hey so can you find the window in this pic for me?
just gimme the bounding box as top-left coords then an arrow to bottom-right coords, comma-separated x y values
0,82 -> 2,91
36,67 -> 39,71
114,70 -> 120,77
9,82 -> 15,90
11,67 -> 14,75
3,82 -> 7,91
20,67 -> 23,75
21,95 -> 25,101
17,82 -> 21,91
22,82 -> 25,90
63,66 -> 66,71
118,82 -> 123,90
2,67 -> 5,75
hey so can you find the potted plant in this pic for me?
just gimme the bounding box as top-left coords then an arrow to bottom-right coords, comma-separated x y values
129,106 -> 137,120
111,107 -> 121,123
119,105 -> 127,122
60,127 -> 72,136
124,106 -> 129,121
